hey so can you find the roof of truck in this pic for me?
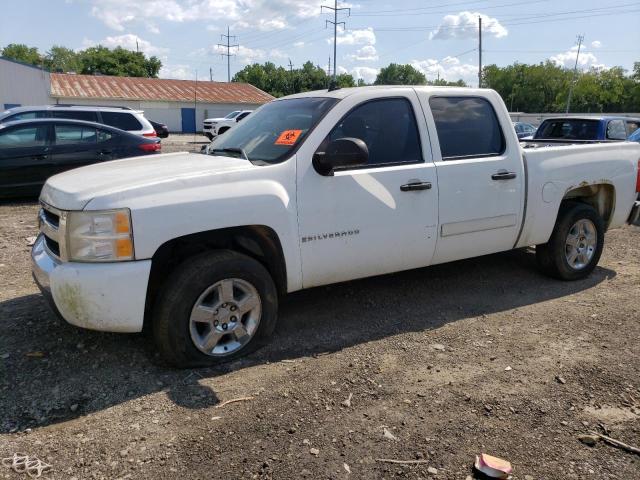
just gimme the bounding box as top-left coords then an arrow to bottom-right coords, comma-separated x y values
279,85 -> 492,100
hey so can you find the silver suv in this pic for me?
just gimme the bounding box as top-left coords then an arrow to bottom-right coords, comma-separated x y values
0,105 -> 156,137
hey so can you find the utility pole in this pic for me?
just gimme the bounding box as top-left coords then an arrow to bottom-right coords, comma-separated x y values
327,57 -> 331,77
218,26 -> 238,82
322,0 -> 350,83
136,38 -> 139,54
209,67 -> 213,82
288,58 -> 294,73
478,16 -> 482,88
566,34 -> 584,113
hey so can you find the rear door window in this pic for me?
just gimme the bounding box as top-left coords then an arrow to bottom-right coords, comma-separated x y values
51,110 -> 99,122
606,119 -> 627,140
54,125 -> 97,145
100,112 -> 143,131
536,119 -> 600,140
429,96 -> 505,160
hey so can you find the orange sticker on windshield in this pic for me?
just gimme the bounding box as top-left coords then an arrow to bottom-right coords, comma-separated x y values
275,129 -> 303,146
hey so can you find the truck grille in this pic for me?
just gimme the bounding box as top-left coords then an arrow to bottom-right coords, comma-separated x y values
39,203 -> 66,261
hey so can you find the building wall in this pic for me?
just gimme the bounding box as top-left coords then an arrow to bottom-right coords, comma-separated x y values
48,97 -> 262,132
0,58 -> 51,109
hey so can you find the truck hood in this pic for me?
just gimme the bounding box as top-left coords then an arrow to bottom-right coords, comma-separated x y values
204,117 -> 226,122
40,152 -> 255,210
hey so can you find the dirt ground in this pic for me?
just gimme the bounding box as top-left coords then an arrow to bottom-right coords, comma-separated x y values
0,201 -> 639,479
160,133 -> 210,154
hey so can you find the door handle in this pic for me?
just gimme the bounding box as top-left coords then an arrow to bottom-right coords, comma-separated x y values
491,170 -> 517,180
99,150 -> 113,155
400,181 -> 432,192
32,154 -> 47,160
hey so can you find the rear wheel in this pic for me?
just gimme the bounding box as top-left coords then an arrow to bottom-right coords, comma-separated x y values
152,250 -> 278,368
536,202 -> 604,280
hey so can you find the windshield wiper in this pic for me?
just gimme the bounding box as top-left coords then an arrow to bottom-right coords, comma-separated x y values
209,147 -> 249,161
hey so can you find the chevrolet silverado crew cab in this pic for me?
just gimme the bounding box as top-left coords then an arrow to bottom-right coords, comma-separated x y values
32,86 -> 640,367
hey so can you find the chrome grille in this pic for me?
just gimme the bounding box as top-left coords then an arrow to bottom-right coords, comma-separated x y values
39,203 -> 67,261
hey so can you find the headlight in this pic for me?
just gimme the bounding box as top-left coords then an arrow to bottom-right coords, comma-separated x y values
66,209 -> 134,262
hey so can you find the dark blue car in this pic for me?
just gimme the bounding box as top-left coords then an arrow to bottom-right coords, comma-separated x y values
533,116 -> 640,141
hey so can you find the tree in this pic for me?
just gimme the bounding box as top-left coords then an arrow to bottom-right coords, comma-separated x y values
374,64 -> 426,85
78,46 -> 162,77
1,43 -> 42,66
43,45 -> 81,73
233,61 -> 357,97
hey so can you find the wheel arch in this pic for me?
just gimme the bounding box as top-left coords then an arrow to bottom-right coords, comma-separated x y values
143,225 -> 287,331
560,182 -> 616,229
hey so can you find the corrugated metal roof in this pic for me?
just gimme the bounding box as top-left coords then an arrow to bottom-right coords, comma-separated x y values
50,73 -> 274,104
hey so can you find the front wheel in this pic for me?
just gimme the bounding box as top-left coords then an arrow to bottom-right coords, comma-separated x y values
152,250 -> 278,368
536,202 -> 605,280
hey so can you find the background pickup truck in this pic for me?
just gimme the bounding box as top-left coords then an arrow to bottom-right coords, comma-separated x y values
32,86 -> 640,367
202,110 -> 253,140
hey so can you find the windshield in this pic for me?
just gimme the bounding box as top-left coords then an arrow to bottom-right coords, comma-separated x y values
224,111 -> 241,119
535,119 -> 600,140
208,97 -> 339,164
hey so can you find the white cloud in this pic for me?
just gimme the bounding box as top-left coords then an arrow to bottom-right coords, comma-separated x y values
411,56 -> 477,84
293,41 -> 305,48
338,66 -> 379,83
90,0 -> 323,31
208,44 -> 267,64
591,40 -> 602,49
550,46 -> 605,69
330,27 -> 376,46
346,45 -> 378,62
430,11 -> 507,40
84,34 -> 168,56
269,49 -> 288,59
159,63 -> 195,80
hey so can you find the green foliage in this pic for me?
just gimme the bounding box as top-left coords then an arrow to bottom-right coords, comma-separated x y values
1,43 -> 41,65
374,63 -> 426,85
79,46 -> 161,77
43,45 -> 82,73
1,43 -> 162,77
483,61 -> 640,113
233,61 -> 357,97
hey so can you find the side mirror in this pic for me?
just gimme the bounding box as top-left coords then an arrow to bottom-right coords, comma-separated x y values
313,137 -> 368,176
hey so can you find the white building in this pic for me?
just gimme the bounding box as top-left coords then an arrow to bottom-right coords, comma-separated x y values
0,57 -> 273,132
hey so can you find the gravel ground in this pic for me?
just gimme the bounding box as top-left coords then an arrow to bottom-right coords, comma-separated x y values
160,133 -> 210,154
0,201 -> 639,479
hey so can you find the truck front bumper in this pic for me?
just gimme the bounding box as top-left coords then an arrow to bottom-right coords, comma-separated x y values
31,234 -> 152,333
628,201 -> 640,227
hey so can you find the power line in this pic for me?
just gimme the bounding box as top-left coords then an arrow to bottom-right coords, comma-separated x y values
217,25 -> 238,82
566,34 -> 584,113
322,0 -> 351,83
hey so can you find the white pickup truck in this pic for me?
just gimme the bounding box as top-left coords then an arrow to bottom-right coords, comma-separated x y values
202,110 -> 253,140
32,86 -> 640,367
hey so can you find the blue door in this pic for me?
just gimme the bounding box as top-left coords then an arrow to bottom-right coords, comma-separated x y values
181,108 -> 196,133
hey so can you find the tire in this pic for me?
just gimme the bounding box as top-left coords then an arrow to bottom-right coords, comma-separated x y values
152,250 -> 278,368
536,201 -> 605,280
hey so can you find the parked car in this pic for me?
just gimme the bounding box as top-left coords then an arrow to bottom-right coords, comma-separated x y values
0,118 -> 161,198
149,119 -> 169,138
0,105 -> 157,137
202,110 -> 253,140
533,116 -> 640,142
513,121 -> 536,139
32,86 -> 640,367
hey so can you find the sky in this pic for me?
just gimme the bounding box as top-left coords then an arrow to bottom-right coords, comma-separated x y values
1,0 -> 639,86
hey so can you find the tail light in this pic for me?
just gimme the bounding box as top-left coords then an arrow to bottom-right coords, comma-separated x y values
143,131 -> 157,137
636,159 -> 640,192
139,142 -> 161,152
